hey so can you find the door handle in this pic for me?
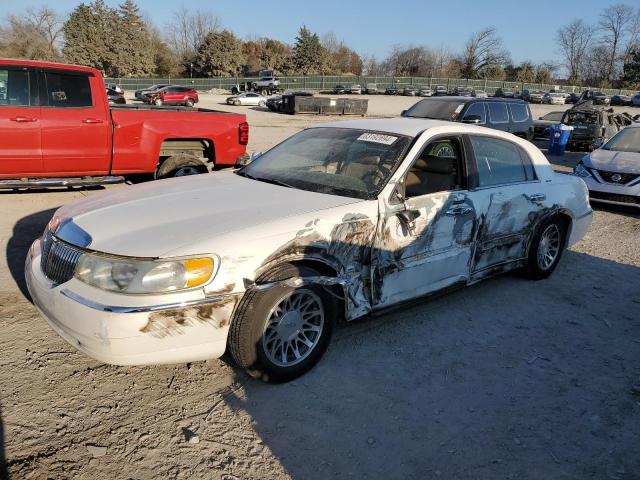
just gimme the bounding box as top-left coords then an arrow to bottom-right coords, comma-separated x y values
527,193 -> 546,203
82,118 -> 104,124
10,116 -> 37,123
445,205 -> 473,216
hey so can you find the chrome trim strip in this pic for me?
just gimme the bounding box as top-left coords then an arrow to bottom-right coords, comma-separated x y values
60,289 -> 230,313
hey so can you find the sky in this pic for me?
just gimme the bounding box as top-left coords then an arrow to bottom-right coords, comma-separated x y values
6,0 -> 623,65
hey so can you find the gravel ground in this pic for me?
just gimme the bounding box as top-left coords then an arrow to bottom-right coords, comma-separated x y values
1,94 -> 639,480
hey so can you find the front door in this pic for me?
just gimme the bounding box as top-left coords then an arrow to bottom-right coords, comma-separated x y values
40,70 -> 111,175
372,136 -> 479,307
0,67 -> 42,176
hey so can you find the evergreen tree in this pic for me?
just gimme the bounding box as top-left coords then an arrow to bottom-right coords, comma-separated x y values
622,48 -> 640,88
194,30 -> 245,77
114,0 -> 154,76
291,26 -> 329,74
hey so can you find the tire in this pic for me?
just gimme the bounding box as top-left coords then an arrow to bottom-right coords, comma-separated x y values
185,98 -> 195,107
258,100 -> 266,107
260,89 -> 267,96
228,263 -> 337,383
153,98 -> 163,106
526,216 -> 567,280
233,100 -> 240,106
155,154 -> 208,179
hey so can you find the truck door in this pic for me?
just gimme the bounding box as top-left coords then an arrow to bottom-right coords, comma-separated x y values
0,66 -> 42,176
40,69 -> 111,175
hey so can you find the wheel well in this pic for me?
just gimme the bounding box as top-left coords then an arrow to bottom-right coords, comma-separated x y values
159,139 -> 215,166
556,210 -> 573,248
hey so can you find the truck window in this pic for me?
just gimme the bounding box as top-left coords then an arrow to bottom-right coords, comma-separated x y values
44,72 -> 92,108
509,103 -> 529,122
487,102 -> 508,124
462,102 -> 486,124
0,69 -> 31,107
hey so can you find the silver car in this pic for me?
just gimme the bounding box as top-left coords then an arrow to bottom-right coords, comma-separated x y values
418,86 -> 432,97
574,124 -> 640,208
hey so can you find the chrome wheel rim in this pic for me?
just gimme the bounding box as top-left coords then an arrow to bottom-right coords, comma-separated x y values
262,289 -> 324,367
174,166 -> 200,176
537,224 -> 561,270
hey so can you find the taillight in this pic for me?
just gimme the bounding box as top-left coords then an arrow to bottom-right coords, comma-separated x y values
239,122 -> 249,145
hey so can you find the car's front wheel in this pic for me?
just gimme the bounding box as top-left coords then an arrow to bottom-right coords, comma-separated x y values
153,98 -> 163,106
526,216 -> 567,279
185,98 -> 194,107
228,263 -> 337,383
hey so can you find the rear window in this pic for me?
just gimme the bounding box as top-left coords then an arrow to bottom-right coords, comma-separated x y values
0,69 -> 31,107
45,72 -> 92,108
509,103 -> 529,122
404,99 -> 467,121
487,103 -> 508,123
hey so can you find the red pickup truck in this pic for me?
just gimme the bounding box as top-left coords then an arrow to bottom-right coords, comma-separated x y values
0,59 -> 248,187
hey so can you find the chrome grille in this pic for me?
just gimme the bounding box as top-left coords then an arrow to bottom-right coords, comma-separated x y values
40,231 -> 82,285
596,170 -> 638,185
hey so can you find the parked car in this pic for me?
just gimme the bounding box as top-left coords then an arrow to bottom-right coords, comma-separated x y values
402,97 -> 534,140
574,124 -> 640,208
452,86 -> 473,97
632,94 -> 640,107
364,83 -> 378,94
566,92 -> 581,104
533,111 -> 565,139
432,85 -> 448,96
106,87 -> 126,105
106,83 -> 123,94
385,86 -> 399,95
26,117 -> 592,382
251,74 -> 280,95
0,59 -> 247,188
145,86 -> 199,107
543,92 -> 566,105
610,95 -> 632,106
226,92 -> 267,106
473,90 -> 488,98
562,106 -> 623,151
523,90 -> 546,103
135,84 -> 169,100
418,86 -> 432,97
403,85 -> 418,96
334,84 -> 346,94
494,88 -> 515,98
592,91 -> 611,105
349,84 -> 362,94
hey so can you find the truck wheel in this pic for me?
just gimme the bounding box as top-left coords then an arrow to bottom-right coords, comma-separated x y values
154,98 -> 163,106
260,89 -> 267,96
258,100 -> 266,107
185,98 -> 194,107
155,155 -> 208,179
526,216 -> 567,280
228,263 -> 338,383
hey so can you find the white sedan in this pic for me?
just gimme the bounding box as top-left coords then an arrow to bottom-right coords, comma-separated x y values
226,92 -> 267,106
544,92 -> 566,105
574,123 -> 640,208
26,118 -> 592,382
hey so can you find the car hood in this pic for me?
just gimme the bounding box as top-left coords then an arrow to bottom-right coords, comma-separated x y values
55,171 -> 361,258
585,149 -> 640,174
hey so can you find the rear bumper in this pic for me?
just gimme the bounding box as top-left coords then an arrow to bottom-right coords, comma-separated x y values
25,240 -> 234,366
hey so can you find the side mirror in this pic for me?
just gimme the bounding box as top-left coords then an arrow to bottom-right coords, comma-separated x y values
462,115 -> 481,124
400,109 -> 407,117
234,151 -> 263,168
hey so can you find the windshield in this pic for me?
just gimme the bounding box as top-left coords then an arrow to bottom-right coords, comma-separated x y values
602,128 -> 640,154
541,112 -> 564,121
238,128 -> 412,200
403,99 -> 466,120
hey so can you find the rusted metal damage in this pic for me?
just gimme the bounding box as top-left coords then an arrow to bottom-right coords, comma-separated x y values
142,296 -> 237,338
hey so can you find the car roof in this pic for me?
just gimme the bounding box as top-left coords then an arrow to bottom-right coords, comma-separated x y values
0,57 -> 100,75
421,96 -> 526,104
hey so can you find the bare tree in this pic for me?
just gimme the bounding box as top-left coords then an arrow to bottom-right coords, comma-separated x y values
622,8 -> 640,66
165,7 -> 221,64
0,7 -> 63,60
598,3 -> 634,81
460,27 -> 510,78
556,19 -> 592,83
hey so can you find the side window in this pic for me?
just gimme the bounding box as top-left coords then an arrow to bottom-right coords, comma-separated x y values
462,102 -> 486,124
487,102 -> 508,124
404,137 -> 463,198
509,103 -> 529,122
0,69 -> 31,106
45,72 -> 92,108
470,136 -> 535,187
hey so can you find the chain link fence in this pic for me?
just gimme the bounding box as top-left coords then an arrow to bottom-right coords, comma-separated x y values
105,75 -> 639,97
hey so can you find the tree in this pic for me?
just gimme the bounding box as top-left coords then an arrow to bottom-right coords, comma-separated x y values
291,26 -> 329,75
460,27 -> 510,78
0,7 -> 63,60
194,30 -> 245,77
165,7 -> 221,72
622,47 -> 640,87
260,38 -> 292,74
148,26 -> 178,76
382,45 -> 434,76
113,0 -> 154,76
63,1 -> 119,75
598,3 -> 635,82
557,20 -> 592,84
321,33 -> 362,74
535,66 -> 552,84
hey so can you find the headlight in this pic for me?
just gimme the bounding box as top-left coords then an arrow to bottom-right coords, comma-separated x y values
574,162 -> 592,178
75,253 -> 216,294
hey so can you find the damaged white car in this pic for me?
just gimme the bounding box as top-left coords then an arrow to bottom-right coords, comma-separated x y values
26,118 -> 592,382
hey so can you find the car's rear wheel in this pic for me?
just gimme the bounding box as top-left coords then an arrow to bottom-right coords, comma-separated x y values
526,216 -> 567,280
185,98 -> 195,107
258,100 -> 266,107
155,154 -> 208,179
233,100 -> 240,106
153,98 -> 163,106
228,263 -> 337,383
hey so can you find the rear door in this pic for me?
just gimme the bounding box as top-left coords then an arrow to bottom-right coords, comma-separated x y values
486,102 -> 511,134
0,66 -> 42,176
466,134 -> 546,277
40,69 -> 111,175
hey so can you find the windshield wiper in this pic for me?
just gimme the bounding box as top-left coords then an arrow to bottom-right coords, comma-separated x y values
236,170 -> 294,188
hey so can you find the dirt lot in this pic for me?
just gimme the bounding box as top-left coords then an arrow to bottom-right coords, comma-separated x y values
1,94 -> 639,480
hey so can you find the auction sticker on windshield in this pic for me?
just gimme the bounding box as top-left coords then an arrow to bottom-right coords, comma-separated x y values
357,133 -> 398,145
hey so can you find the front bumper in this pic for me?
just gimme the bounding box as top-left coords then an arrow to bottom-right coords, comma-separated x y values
581,175 -> 640,208
25,240 -> 235,366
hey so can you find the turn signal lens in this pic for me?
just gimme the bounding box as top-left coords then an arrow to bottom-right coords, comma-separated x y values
184,258 -> 214,287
